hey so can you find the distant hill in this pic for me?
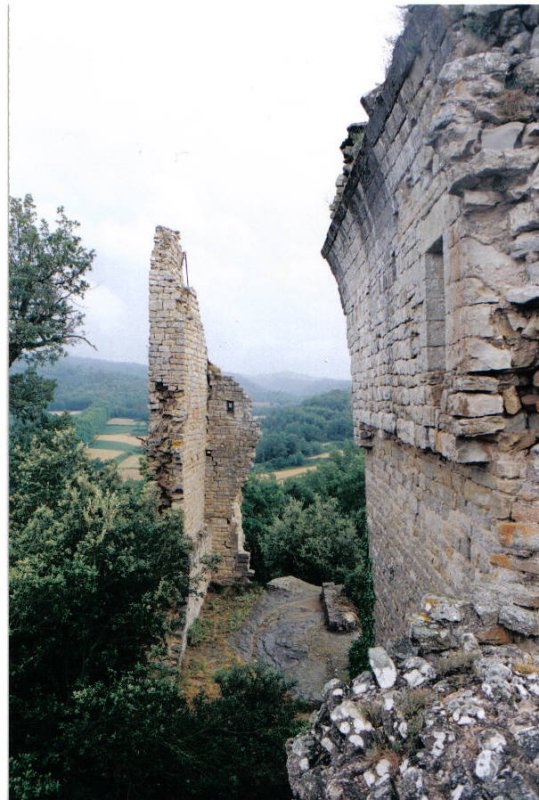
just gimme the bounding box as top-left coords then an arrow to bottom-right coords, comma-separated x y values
243,371 -> 351,399
20,356 -> 350,417
34,357 -> 149,419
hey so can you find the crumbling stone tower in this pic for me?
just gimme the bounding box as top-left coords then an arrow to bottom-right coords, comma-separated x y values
147,226 -> 258,640
325,6 -> 539,646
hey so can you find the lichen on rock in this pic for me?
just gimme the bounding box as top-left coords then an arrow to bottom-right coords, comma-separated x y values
287,595 -> 539,800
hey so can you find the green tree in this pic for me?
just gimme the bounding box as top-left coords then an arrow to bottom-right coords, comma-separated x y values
261,495 -> 363,585
242,447 -> 374,678
36,661 -> 299,800
9,425 -> 190,795
10,409 -> 300,800
9,194 -> 94,368
242,475 -> 287,582
9,368 -> 56,424
285,445 -> 366,520
253,390 -> 353,469
192,663 -> 301,800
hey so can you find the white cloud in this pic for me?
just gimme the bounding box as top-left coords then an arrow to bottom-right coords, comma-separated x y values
9,0 -> 403,378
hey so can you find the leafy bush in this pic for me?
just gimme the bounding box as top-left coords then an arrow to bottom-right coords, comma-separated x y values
9,423 -> 190,797
10,418 -> 300,799
11,659 -> 300,800
244,447 -> 368,587
261,496 -> 362,585
243,446 -> 375,678
242,476 -> 287,582
347,561 -> 375,678
284,445 -> 366,520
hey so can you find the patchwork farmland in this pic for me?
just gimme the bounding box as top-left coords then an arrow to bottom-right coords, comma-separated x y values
85,417 -> 146,480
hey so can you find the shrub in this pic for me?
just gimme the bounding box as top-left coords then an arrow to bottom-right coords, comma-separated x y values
261,496 -> 362,585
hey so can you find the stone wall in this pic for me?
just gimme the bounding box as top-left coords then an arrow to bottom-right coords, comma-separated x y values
206,364 -> 259,584
324,6 -> 539,644
147,226 -> 258,651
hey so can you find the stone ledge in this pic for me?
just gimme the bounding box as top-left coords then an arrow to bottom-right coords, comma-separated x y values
321,583 -> 360,632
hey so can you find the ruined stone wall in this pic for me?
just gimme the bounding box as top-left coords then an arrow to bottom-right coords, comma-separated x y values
324,6 -> 539,644
147,227 -> 211,632
206,364 -> 259,584
147,227 -> 258,647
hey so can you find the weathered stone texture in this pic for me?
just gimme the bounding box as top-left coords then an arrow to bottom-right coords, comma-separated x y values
287,594 -> 539,800
205,364 -> 259,584
324,6 -> 539,644
147,226 -> 258,655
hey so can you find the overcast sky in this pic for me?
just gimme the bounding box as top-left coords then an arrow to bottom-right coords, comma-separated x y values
9,0 -> 403,379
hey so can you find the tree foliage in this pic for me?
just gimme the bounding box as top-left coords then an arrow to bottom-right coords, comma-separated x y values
242,446 -> 375,676
254,390 -> 353,469
243,446 -> 367,585
261,496 -> 363,585
9,368 -> 57,425
9,194 -> 94,367
72,401 -> 111,443
10,424 -> 189,694
242,476 -> 288,583
10,385 -> 299,799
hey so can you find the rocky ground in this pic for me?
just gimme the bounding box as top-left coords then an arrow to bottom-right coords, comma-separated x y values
232,576 -> 360,702
287,595 -> 539,799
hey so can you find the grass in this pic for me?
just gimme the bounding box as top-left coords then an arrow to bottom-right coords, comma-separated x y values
87,448 -> 124,462
397,687 -> 435,719
180,586 -> 263,702
514,660 -> 539,676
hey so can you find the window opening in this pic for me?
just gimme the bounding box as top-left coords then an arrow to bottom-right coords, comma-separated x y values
425,236 -> 446,372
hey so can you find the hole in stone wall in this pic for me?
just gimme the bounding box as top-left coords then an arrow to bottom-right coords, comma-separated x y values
425,236 -> 446,372
226,400 -> 235,414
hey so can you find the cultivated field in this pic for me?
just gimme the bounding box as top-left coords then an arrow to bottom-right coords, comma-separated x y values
87,447 -> 124,461
95,432 -> 142,447
92,418 -> 145,479
65,415 -> 148,480
259,450 -> 343,482
271,464 -> 319,482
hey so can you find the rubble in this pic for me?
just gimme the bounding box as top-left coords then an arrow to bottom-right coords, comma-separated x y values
287,595 -> 539,800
